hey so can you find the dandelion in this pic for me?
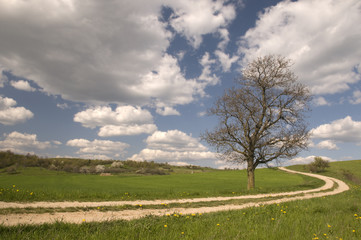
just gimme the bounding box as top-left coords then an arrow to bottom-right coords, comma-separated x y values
181,232 -> 184,235
82,219 -> 86,222
217,224 -> 220,226
192,213 -> 196,216
30,192 -> 33,196
327,224 -> 331,228
13,185 -> 15,188
352,230 -> 356,233
355,214 -> 358,217
164,225 -> 168,228
271,218 -> 275,221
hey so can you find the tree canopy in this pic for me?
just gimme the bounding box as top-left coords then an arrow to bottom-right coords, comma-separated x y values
202,55 -> 312,189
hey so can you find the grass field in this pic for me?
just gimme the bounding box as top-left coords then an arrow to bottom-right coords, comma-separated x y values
1,160 -> 361,239
0,167 -> 322,202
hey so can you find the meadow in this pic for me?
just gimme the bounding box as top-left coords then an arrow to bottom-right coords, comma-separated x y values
0,166 -> 322,202
0,160 -> 361,239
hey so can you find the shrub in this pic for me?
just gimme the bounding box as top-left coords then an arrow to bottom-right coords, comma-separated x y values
308,157 -> 330,173
95,165 -> 105,173
111,161 -> 124,168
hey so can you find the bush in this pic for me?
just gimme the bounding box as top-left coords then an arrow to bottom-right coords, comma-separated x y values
308,157 -> 330,173
95,165 -> 105,173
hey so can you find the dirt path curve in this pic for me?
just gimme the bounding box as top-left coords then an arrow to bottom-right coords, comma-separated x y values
0,167 -> 349,226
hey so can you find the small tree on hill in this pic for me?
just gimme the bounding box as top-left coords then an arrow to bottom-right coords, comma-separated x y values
202,55 -> 312,190
308,156 -> 330,173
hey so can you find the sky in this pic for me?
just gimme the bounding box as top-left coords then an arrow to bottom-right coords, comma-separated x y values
0,0 -> 361,169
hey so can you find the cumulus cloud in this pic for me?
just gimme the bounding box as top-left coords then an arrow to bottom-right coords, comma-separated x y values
217,28 -> 230,50
0,0 -> 236,110
313,97 -> 330,106
131,130 -> 216,163
311,116 -> 361,145
349,90 -> 361,104
74,106 -> 157,136
0,96 -> 33,125
239,0 -> 361,95
0,67 -> 7,87
215,50 -> 239,72
10,80 -> 36,91
131,54 -> 201,113
316,140 -> 339,150
66,138 -> 129,160
198,52 -> 219,86
169,0 -> 236,48
0,131 -> 55,154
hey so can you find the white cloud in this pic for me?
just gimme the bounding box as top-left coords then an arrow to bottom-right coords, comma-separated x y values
0,0 -> 236,110
169,0 -> 236,48
56,103 -> 70,110
316,140 -> 339,150
145,130 -> 208,152
349,90 -> 361,104
217,28 -> 230,50
156,106 -> 180,116
10,80 -> 36,91
198,52 -> 219,86
0,96 -> 33,125
74,106 -> 153,128
0,66 -> 7,87
132,54 -> 201,110
167,161 -> 190,166
98,124 -> 157,137
313,97 -> 330,106
66,138 -> 129,160
311,116 -> 361,145
131,130 -> 216,162
74,105 -> 157,136
197,111 -> 207,117
215,50 -> 239,72
0,131 -> 54,154
239,0 -> 361,95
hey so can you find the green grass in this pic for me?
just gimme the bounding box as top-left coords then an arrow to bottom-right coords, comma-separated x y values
1,160 -> 361,239
0,167 -> 322,202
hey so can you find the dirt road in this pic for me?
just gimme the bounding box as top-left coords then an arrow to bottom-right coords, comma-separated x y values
0,167 -> 349,226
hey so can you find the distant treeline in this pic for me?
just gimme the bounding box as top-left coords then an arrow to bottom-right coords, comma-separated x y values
0,151 -> 203,175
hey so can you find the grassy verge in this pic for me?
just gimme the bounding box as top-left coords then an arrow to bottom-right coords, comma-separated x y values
0,167 -> 323,202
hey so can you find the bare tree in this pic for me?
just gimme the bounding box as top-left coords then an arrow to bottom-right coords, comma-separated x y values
202,55 -> 312,190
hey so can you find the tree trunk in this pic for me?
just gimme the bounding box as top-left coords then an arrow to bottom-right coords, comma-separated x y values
247,167 -> 255,190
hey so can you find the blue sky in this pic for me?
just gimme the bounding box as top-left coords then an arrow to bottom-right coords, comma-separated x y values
0,0 -> 361,168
